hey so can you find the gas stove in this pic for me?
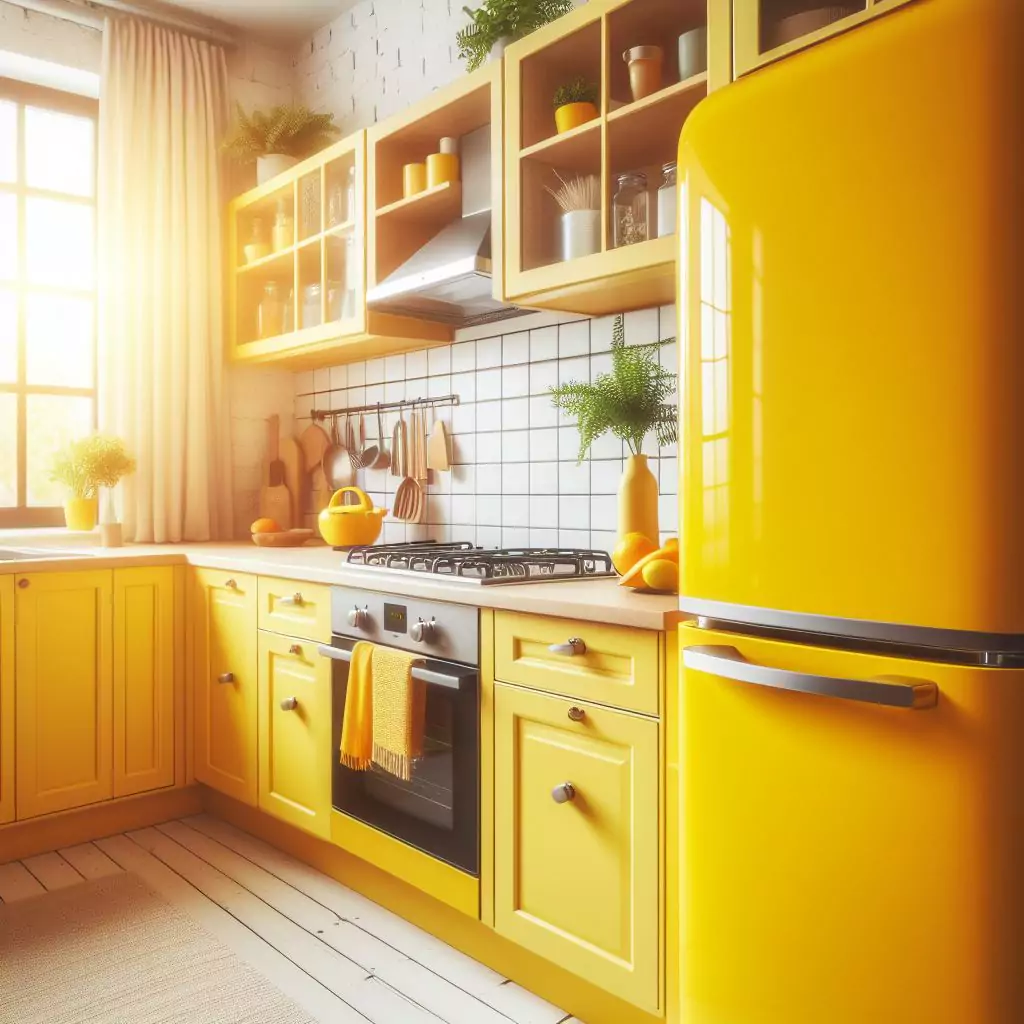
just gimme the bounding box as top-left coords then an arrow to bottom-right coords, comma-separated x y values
339,540 -> 616,585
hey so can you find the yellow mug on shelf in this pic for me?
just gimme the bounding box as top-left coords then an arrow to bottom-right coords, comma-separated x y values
318,486 -> 387,548
402,162 -> 427,198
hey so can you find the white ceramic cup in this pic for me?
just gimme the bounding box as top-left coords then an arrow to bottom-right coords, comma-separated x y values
678,26 -> 708,79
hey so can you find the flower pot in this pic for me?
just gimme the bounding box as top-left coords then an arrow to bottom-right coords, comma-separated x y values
256,153 -> 299,185
618,454 -> 659,545
554,101 -> 598,135
623,46 -> 664,101
64,496 -> 98,532
488,35 -> 512,63
560,209 -> 601,261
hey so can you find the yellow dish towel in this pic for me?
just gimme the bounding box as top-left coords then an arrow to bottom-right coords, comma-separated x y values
339,641 -> 425,782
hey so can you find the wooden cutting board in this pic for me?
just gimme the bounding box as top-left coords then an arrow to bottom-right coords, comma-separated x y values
259,415 -> 292,529
280,435 -> 302,528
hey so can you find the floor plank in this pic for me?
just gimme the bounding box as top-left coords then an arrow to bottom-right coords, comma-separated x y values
95,833 -> 360,1024
128,826 -> 440,1024
58,842 -> 124,880
160,819 -> 515,1024
0,861 -> 46,903
21,851 -> 83,891
183,814 -> 568,1024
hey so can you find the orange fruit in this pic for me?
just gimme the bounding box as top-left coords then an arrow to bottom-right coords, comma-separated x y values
641,558 -> 678,592
619,542 -> 679,587
251,517 -> 281,534
611,532 -> 658,575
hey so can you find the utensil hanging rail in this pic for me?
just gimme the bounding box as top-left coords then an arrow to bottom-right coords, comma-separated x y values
311,394 -> 461,421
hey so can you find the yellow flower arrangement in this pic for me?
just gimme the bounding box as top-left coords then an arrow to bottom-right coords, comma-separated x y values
50,434 -> 137,500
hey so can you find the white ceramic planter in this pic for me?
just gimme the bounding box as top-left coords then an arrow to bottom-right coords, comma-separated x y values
561,210 -> 601,262
488,35 -> 513,63
257,153 -> 299,185
678,26 -> 708,79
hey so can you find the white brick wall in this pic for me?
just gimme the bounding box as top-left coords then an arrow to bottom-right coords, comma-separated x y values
0,1 -> 102,72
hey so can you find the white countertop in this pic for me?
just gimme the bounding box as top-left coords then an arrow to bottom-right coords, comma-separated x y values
0,535 -> 683,632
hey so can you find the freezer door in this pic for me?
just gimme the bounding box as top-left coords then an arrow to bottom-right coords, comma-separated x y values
680,622 -> 1024,1024
676,0 -> 1024,640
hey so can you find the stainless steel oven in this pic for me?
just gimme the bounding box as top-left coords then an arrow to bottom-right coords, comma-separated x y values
318,588 -> 479,875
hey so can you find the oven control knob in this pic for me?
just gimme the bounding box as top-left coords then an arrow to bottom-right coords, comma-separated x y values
347,606 -> 368,629
410,617 -> 435,643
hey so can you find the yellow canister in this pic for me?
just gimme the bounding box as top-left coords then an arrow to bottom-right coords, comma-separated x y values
402,162 -> 427,198
427,152 -> 460,188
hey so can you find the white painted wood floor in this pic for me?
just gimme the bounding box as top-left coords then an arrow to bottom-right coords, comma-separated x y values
0,815 -> 583,1024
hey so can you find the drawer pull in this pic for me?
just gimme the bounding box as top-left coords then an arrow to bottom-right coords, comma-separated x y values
567,706 -> 586,722
552,782 -> 576,804
217,672 -> 235,684
548,637 -> 587,657
280,696 -> 298,711
225,578 -> 238,590
279,593 -> 304,607
289,644 -> 303,656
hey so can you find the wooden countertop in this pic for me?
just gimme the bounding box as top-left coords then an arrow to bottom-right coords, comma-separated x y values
0,537 -> 684,632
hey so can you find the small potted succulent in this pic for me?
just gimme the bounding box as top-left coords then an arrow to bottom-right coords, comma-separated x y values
223,104 -> 341,184
553,76 -> 599,134
50,434 -> 136,540
456,0 -> 572,72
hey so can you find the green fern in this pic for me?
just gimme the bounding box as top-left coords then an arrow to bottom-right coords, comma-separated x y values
457,0 -> 573,72
550,315 -> 678,461
222,104 -> 340,163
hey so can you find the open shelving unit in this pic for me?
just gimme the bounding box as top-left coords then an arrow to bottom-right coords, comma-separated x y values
504,0 -> 717,316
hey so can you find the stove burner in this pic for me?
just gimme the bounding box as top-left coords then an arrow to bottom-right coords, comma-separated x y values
341,541 -> 616,585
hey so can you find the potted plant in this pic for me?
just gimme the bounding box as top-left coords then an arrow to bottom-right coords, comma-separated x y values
545,171 -> 600,261
550,315 -> 676,545
553,76 -> 599,134
50,434 -> 136,538
456,0 -> 572,72
223,104 -> 341,185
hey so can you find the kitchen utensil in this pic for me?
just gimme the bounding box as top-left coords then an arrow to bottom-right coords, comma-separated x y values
317,486 -> 387,547
347,414 -> 363,470
623,45 -> 664,101
323,413 -> 353,490
370,406 -> 390,470
427,410 -> 451,472
259,415 -> 293,529
298,421 -> 332,473
251,528 -> 315,548
390,414 -> 405,477
392,414 -> 423,522
310,464 -> 333,513
356,414 -> 377,467
280,435 -> 303,527
359,410 -> 381,468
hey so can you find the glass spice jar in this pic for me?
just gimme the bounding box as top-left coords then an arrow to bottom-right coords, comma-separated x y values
613,171 -> 649,247
656,161 -> 677,238
257,281 -> 285,339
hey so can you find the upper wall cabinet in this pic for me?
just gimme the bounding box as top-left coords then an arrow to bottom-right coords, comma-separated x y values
503,0 -> 718,317
228,131 -> 448,368
733,0 -> 916,77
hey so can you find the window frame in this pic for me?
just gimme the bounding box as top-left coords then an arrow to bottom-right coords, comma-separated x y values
0,77 -> 98,528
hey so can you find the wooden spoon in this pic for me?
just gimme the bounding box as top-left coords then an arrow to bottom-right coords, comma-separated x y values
427,405 -> 451,473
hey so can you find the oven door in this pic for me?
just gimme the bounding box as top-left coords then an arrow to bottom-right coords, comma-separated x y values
319,640 -> 479,875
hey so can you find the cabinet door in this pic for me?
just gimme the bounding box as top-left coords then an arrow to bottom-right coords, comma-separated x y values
113,567 -> 176,797
192,569 -> 257,806
16,570 -> 113,819
0,576 -> 13,825
257,633 -> 331,838
494,684 -> 660,1013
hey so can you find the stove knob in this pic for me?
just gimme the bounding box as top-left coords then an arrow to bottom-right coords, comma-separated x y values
410,617 -> 435,643
347,606 -> 368,629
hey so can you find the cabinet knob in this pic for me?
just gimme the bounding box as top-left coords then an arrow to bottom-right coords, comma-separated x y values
17,578 -> 28,589
552,782 -> 576,804
280,696 -> 298,711
217,672 -> 235,684
548,637 -> 586,657
280,593 -> 304,606
289,644 -> 303,656
225,578 -> 238,590
567,706 -> 586,722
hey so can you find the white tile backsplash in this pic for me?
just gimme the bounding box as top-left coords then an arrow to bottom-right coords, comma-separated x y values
293,310 -> 679,548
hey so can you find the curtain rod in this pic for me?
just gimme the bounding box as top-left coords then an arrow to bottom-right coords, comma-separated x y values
6,0 -> 239,47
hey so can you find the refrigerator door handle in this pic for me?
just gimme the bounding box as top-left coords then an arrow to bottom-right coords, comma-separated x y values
684,645 -> 938,709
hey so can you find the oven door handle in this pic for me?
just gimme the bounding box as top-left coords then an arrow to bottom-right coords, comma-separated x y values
317,644 -> 470,691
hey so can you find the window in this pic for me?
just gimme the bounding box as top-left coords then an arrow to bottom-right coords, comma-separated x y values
0,78 -> 97,527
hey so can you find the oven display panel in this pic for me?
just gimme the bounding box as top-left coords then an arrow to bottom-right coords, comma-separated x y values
383,602 -> 408,634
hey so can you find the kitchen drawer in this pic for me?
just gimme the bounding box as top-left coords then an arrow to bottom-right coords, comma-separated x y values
494,611 -> 660,716
257,577 -> 332,643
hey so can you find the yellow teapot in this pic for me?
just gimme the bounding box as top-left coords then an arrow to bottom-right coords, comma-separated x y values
318,486 -> 387,548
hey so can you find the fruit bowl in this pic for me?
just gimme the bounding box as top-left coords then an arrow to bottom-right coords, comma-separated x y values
251,528 -> 315,548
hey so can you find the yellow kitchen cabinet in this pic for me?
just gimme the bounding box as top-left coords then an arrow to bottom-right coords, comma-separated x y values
113,566 -> 176,798
494,683 -> 660,1013
15,570 -> 114,819
0,576 -> 12,825
192,569 -> 258,806
257,632 -> 332,838
257,577 -> 332,644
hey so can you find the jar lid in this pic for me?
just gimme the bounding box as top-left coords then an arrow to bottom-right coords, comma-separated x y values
662,161 -> 677,173
303,283 -> 322,297
616,171 -> 648,187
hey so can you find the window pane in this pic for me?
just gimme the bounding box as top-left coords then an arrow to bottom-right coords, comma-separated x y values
0,393 -> 14,507
26,293 -> 93,387
0,289 -> 15,383
0,100 -> 15,183
0,194 -> 15,280
26,394 -> 93,506
26,198 -> 94,289
25,106 -> 94,197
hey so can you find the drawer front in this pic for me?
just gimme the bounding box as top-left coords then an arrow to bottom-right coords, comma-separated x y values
494,611 -> 660,715
257,577 -> 332,643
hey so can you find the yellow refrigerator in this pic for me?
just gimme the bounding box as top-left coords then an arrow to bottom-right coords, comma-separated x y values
676,0 -> 1024,1020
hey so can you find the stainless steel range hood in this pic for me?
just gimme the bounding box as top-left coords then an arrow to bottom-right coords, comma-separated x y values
367,126 -> 527,329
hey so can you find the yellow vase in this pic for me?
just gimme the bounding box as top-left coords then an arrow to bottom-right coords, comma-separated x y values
64,496 -> 98,532
618,454 -> 659,545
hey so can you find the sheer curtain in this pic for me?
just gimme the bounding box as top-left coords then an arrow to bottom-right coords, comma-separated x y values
98,17 -> 233,542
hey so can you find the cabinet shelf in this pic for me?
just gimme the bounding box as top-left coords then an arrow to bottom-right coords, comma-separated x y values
606,71 -> 708,124
375,180 -> 462,227
236,246 -> 294,277
520,119 -> 601,169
